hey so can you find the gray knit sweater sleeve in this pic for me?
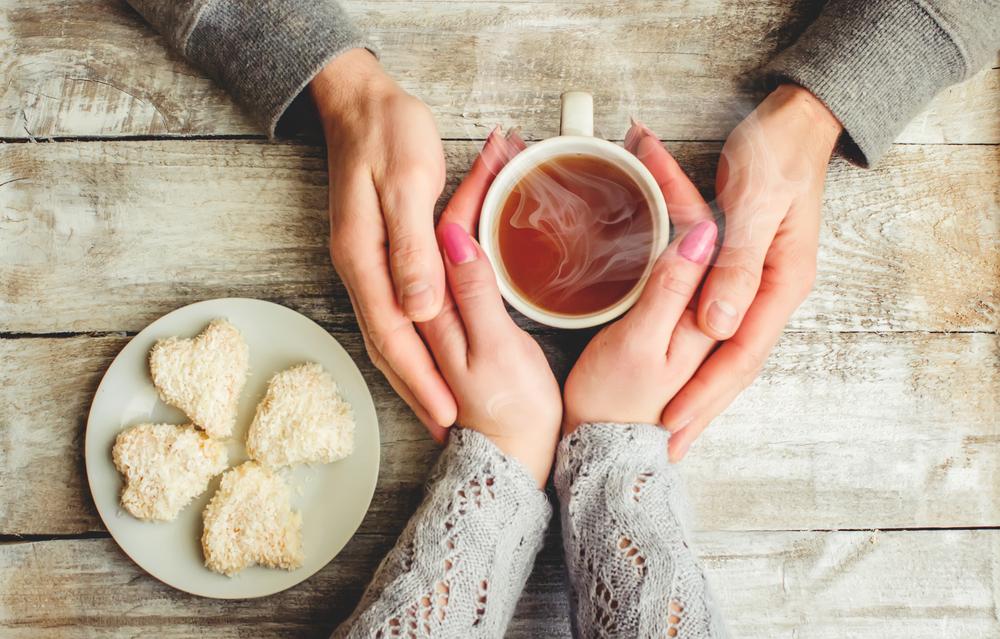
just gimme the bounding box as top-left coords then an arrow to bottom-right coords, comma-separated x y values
555,423 -> 728,639
126,0 -> 373,136
332,429 -> 551,639
763,0 -> 1000,167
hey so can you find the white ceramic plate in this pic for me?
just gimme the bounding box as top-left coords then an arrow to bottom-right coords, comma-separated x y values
85,298 -> 380,598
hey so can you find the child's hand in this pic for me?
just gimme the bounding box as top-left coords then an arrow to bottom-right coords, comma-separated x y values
563,124 -> 718,461
419,131 -> 562,487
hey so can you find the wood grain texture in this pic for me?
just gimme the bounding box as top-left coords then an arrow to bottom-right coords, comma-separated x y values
1,0 -> 997,143
1,531 -> 997,638
1,0 -> 997,634
2,331 -> 996,535
0,141 -> 996,334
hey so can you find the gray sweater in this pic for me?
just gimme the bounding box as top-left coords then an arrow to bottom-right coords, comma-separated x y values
128,0 -> 999,166
329,424 -> 727,638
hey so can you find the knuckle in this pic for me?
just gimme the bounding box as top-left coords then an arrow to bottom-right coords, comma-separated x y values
655,263 -> 697,299
451,276 -> 491,304
717,255 -> 761,293
389,235 -> 431,277
733,261 -> 762,289
390,161 -> 445,197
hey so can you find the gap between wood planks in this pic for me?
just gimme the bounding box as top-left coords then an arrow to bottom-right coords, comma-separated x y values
3,135 -> 1000,146
5,526 -> 1000,545
0,329 -> 994,341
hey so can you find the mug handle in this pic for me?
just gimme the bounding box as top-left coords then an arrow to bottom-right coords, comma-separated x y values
560,91 -> 593,137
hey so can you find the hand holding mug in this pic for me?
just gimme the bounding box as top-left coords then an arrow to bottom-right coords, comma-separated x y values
418,130 -> 563,487
564,123 -> 718,461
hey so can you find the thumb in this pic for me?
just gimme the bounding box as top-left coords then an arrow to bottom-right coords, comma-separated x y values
381,173 -> 447,322
696,223 -> 776,340
621,220 -> 717,346
698,156 -> 784,339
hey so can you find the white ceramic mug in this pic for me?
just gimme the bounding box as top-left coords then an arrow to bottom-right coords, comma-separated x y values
479,91 -> 670,329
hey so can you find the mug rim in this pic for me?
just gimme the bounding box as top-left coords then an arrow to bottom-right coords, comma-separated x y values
479,135 -> 670,329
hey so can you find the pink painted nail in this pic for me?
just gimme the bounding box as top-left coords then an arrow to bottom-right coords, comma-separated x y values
624,118 -> 643,153
678,220 -> 718,264
482,128 -> 507,176
505,127 -> 526,154
636,131 -> 665,160
482,125 -> 502,151
637,120 -> 657,139
441,223 -> 477,265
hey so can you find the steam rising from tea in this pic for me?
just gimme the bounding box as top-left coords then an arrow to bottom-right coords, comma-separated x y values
498,154 -> 654,316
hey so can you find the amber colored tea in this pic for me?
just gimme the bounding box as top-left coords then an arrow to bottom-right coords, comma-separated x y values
497,154 -> 654,316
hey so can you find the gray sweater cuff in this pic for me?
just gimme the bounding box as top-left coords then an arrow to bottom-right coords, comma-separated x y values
762,0 -> 976,167
554,423 -> 728,637
556,422 -> 670,472
333,428 -> 550,637
429,429 -> 551,513
182,1 -> 374,137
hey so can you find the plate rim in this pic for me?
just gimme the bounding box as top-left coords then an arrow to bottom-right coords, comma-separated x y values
84,297 -> 380,599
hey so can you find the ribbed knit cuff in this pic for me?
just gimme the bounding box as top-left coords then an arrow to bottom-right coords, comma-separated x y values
761,0 -> 969,167
184,1 -> 376,137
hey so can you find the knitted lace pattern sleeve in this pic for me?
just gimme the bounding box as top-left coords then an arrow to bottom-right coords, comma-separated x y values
555,423 -> 729,639
332,428 -> 551,638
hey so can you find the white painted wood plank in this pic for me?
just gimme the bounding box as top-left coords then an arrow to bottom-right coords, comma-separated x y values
2,332 -> 995,535
0,141 -> 996,333
0,531 -> 996,638
2,0 -> 997,143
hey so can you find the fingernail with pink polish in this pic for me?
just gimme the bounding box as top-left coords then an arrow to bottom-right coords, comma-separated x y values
483,125 -> 502,151
441,223 -> 477,265
678,220 -> 718,264
635,131 -> 663,160
638,121 -> 657,139
624,118 -> 645,153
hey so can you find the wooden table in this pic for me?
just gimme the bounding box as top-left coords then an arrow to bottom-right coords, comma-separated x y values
1,1 -> 997,637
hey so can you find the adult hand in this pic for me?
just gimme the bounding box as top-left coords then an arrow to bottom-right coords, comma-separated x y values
563,123 -> 718,439
661,84 -> 842,461
310,49 -> 454,439
419,130 -> 562,487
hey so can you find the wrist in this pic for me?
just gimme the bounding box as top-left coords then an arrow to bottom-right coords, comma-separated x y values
766,84 -> 843,157
309,48 -> 397,130
487,435 -> 555,489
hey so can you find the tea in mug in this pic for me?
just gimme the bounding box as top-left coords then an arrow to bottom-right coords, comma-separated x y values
497,154 -> 655,316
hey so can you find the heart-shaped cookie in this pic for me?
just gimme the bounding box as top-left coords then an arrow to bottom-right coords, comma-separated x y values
246,362 -> 355,468
201,461 -> 304,576
112,423 -> 228,522
149,318 -> 249,439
